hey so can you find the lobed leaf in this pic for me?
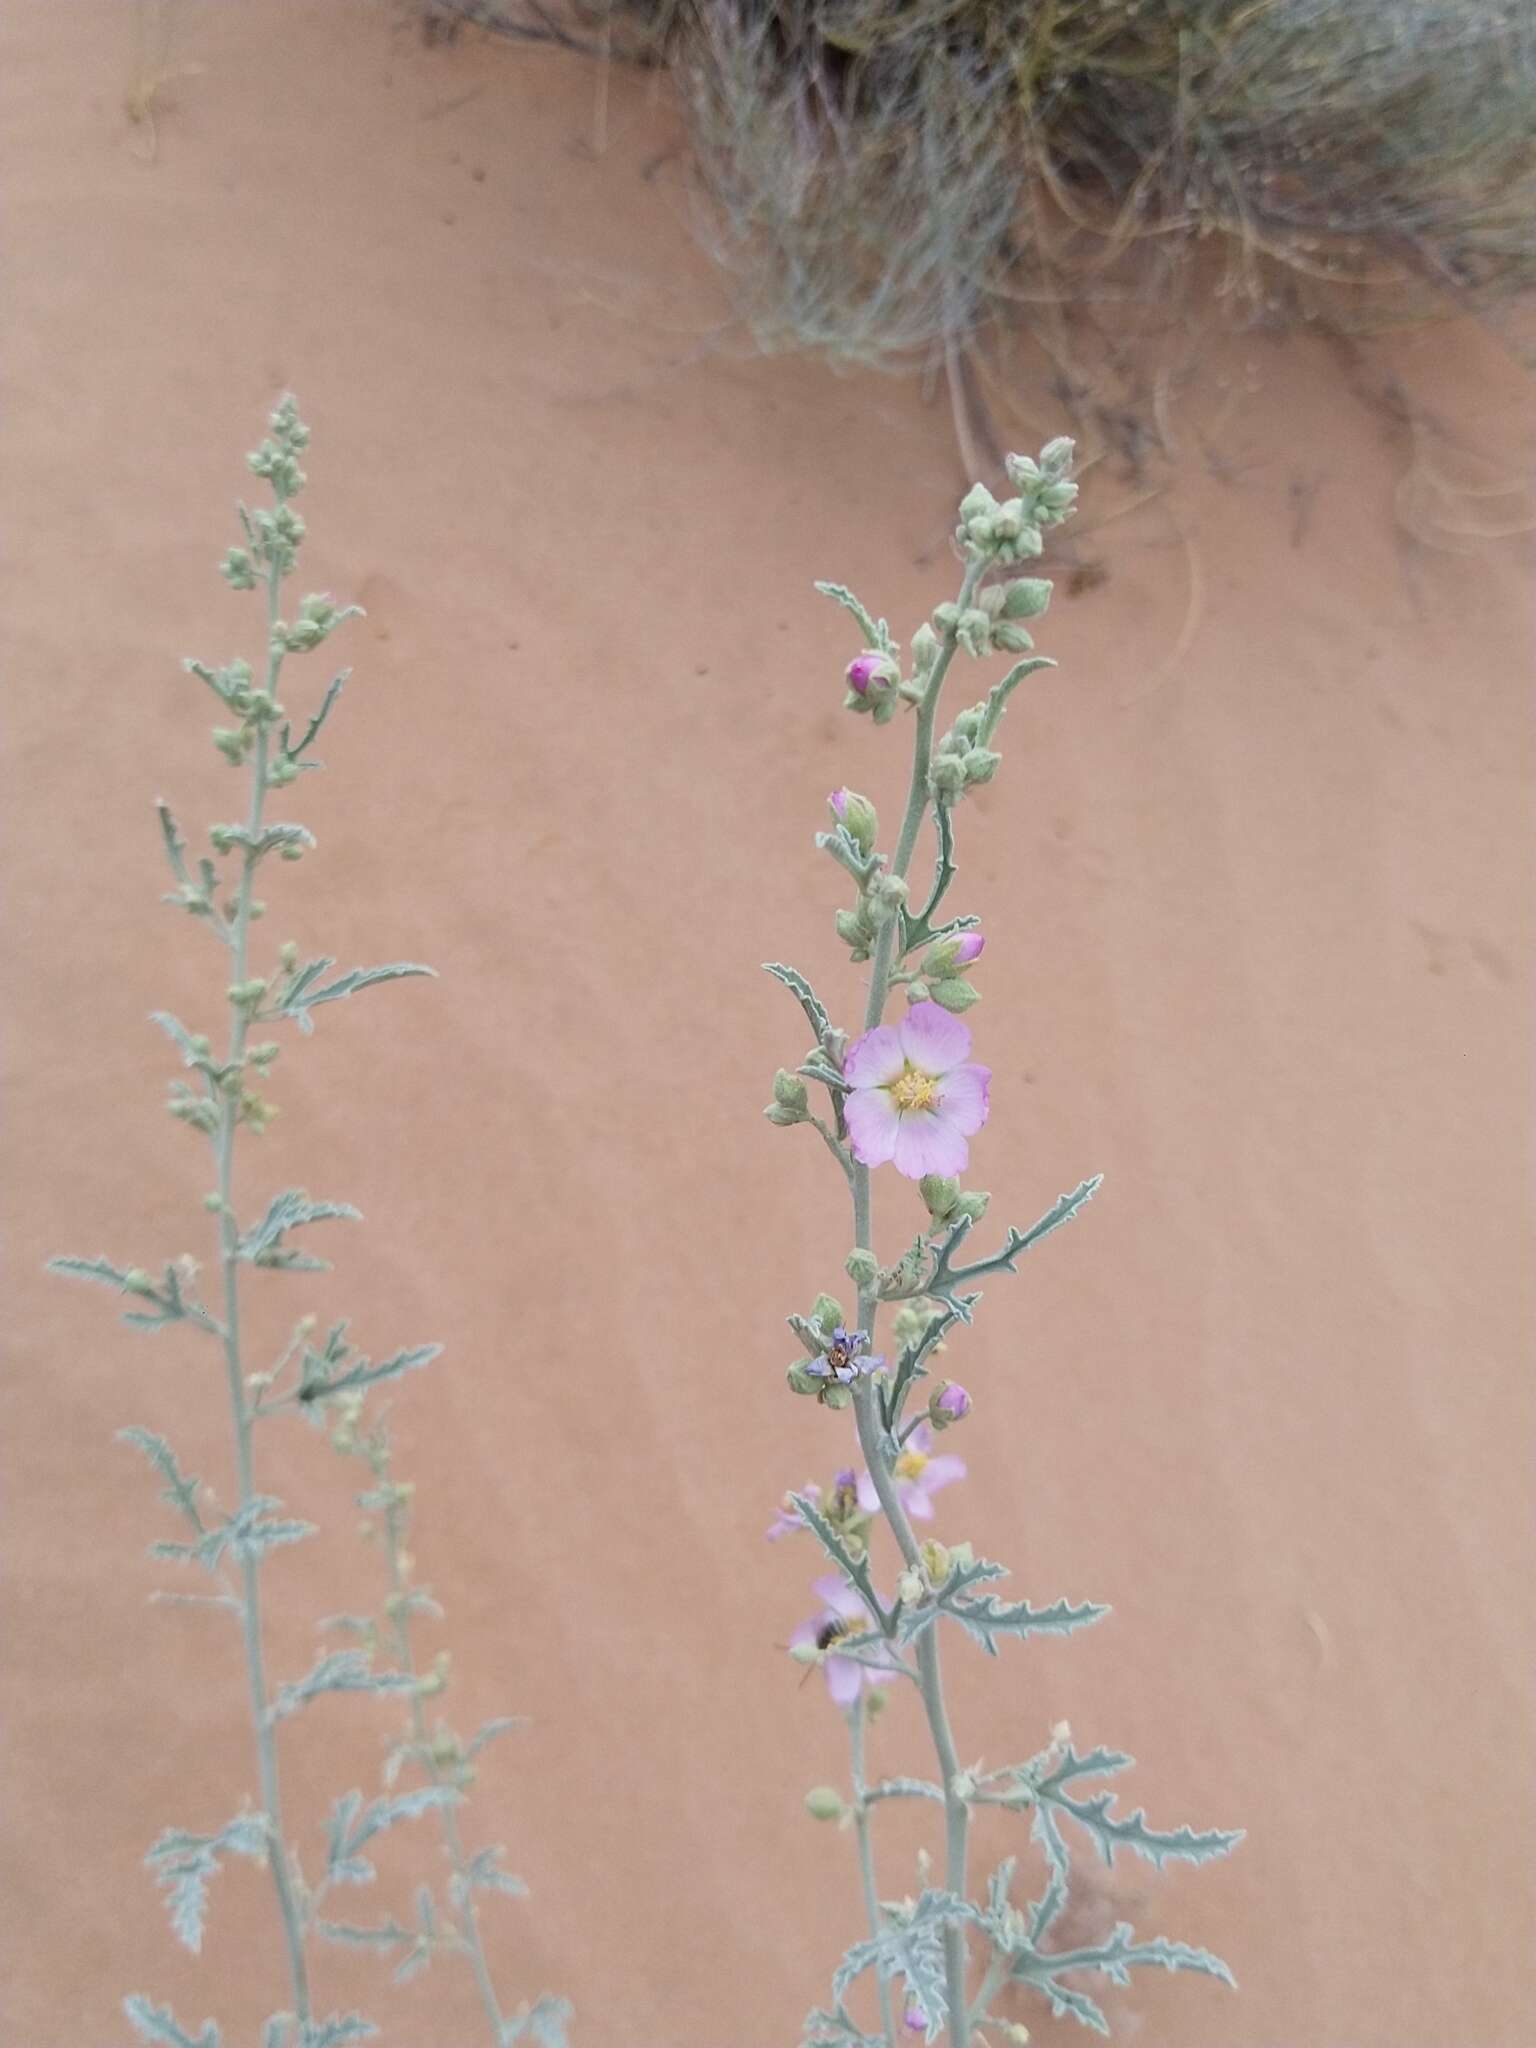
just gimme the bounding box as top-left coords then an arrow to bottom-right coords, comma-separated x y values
125,1998 -> 221,2048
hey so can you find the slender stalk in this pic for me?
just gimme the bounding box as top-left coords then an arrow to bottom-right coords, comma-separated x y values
847,1696 -> 898,2048
210,506 -> 312,2019
375,1452 -> 511,2042
847,556 -> 984,2048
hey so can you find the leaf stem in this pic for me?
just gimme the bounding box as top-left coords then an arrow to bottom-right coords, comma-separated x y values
210,496 -> 312,2022
847,1696 -> 898,2048
847,552 -> 984,2048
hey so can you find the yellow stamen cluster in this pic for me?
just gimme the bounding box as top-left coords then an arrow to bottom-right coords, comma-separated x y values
895,1449 -> 931,1482
890,1065 -> 940,1113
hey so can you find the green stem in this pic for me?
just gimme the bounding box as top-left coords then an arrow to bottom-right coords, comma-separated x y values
846,553 -> 984,2048
210,514 -> 312,2021
378,1480 -> 509,2042
848,1696 -> 898,2048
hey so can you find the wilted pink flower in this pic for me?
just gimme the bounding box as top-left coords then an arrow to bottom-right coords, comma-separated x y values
857,1422 -> 965,1521
843,1001 -> 990,1179
789,1574 -> 895,1706
767,1483 -> 819,1541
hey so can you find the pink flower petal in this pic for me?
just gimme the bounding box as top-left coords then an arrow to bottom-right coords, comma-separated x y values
906,1423 -> 934,1456
844,1025 -> 906,1088
892,1110 -> 969,1180
922,1454 -> 967,1492
898,1001 -> 973,1076
935,1062 -> 990,1137
905,1488 -> 935,1521
825,1655 -> 864,1707
845,1086 -> 901,1167
789,1620 -> 817,1651
856,1471 -> 881,1515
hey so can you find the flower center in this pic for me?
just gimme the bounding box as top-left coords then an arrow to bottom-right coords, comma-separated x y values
895,1449 -> 930,1482
890,1065 -> 939,1113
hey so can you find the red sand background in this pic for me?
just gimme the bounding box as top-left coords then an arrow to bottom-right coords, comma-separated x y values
3,5 -> 1534,2044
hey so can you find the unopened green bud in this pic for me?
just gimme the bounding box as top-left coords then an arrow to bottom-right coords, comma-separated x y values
278,941 -> 299,971
811,1293 -> 844,1332
835,907 -> 873,955
772,1070 -> 809,1115
764,1103 -> 801,1127
827,787 -> 878,856
930,755 -> 966,803
956,607 -> 992,658
804,1786 -> 845,1822
895,1570 -> 923,1606
919,1174 -> 960,1222
123,1269 -> 156,1297
787,1361 -> 822,1397
949,1541 -> 975,1573
227,979 -> 266,1009
789,1641 -> 821,1667
1001,577 -> 1053,620
844,1247 -> 880,1289
920,1538 -> 953,1584
951,1190 -> 990,1223
220,547 -> 257,589
904,979 -> 930,1004
963,748 -> 1001,785
929,978 -> 979,1014
911,621 -> 940,672
819,1383 -> 852,1411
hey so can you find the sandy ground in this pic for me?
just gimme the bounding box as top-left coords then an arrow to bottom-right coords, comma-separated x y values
3,4 -> 1534,2045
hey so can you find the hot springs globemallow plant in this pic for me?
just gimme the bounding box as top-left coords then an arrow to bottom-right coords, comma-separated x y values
50,399 -> 567,2048
764,442 -> 1241,2046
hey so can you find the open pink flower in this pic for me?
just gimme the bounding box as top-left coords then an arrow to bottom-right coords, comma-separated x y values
857,1422 -> 965,1521
790,1574 -> 894,1706
842,1002 -> 990,1179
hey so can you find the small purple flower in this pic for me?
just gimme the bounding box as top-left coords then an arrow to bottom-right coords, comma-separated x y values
767,1483 -> 820,1541
902,2000 -> 928,2036
789,1575 -> 895,1706
805,1325 -> 884,1387
857,1422 -> 965,1522
843,1002 -> 991,1180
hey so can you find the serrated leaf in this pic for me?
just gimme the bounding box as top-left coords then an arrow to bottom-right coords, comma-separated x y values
831,1888 -> 982,2009
298,2018 -> 378,2048
241,1190 -> 361,1267
940,1591 -> 1109,1657
791,1492 -> 886,1631
298,1341 -> 441,1404
865,1776 -> 944,1806
273,958 -> 435,1034
316,1917 -> 410,1951
1035,1748 -> 1242,1869
267,1651 -> 417,1725
456,1845 -> 526,1901
119,1426 -> 203,1530
1011,1920 -> 1235,2021
801,2009 -> 882,2047
465,1714 -> 525,1759
813,579 -> 889,651
762,961 -> 833,1046
324,1785 -> 459,1886
145,1817 -> 267,1953
124,1997 -> 221,2048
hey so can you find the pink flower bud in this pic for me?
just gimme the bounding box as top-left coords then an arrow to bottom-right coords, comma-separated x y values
903,2000 -> 927,2035
931,1382 -> 971,1428
846,652 -> 883,694
951,931 -> 985,966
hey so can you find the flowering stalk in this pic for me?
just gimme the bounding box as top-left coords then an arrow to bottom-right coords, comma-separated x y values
769,447 -> 1242,2048
50,399 -> 560,2048
326,1400 -> 570,2045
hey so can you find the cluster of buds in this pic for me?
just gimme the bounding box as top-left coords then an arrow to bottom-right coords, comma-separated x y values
844,649 -> 902,722
272,591 -> 357,656
765,1067 -> 810,1127
918,1173 -> 990,1232
787,1295 -> 885,1409
929,703 -> 1003,807
933,575 -> 1052,660
902,929 -> 985,1013
834,863 -> 907,964
956,437 -> 1078,563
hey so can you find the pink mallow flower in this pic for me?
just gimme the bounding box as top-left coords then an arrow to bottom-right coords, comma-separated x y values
857,1422 -> 965,1521
790,1574 -> 894,1706
842,1001 -> 990,1179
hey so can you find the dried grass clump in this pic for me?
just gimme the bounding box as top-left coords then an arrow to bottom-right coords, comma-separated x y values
440,1 -> 1536,364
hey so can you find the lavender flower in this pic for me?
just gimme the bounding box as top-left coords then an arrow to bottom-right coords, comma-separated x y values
843,1002 -> 990,1179
790,1575 -> 894,1706
856,1422 -> 965,1522
805,1326 -> 884,1387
